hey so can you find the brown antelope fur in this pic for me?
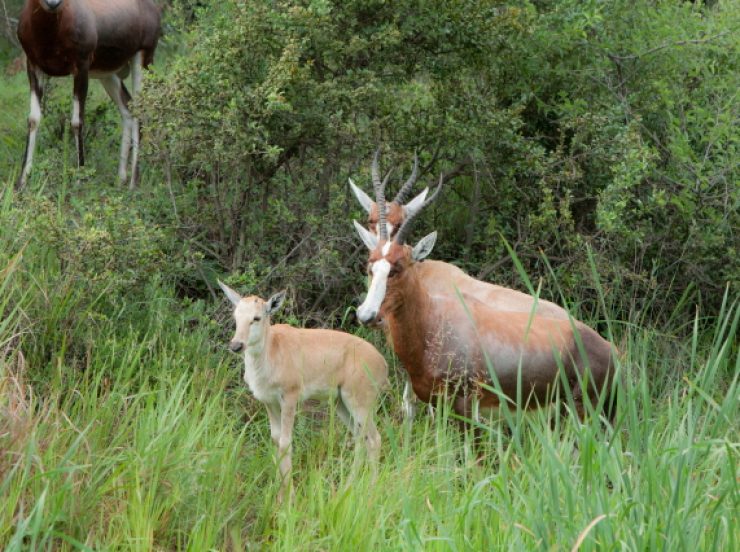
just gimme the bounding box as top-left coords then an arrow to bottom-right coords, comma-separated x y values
218,282 -> 388,500
353,173 -> 617,428
369,241 -> 613,417
17,0 -> 161,189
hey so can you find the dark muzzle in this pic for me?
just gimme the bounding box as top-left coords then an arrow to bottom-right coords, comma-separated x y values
229,341 -> 244,353
42,0 -> 63,12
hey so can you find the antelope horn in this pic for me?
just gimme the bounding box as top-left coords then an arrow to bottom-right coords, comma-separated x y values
372,146 -> 389,241
371,146 -> 382,191
394,173 -> 444,245
393,152 -> 419,205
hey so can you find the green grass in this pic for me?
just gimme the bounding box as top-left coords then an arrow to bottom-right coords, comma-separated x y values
1,179 -> 738,551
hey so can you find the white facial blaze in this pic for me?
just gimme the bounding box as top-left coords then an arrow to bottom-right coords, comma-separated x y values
358,258 -> 391,323
358,242 -> 393,324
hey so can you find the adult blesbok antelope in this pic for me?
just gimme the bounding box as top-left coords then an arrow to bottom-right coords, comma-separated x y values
218,281 -> 388,499
350,150 -> 572,419
352,178 -> 617,430
17,0 -> 161,189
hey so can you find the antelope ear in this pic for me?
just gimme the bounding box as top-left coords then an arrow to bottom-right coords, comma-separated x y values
349,178 -> 374,214
403,187 -> 429,217
217,279 -> 242,306
412,231 -> 437,261
266,290 -> 287,314
353,220 -> 379,250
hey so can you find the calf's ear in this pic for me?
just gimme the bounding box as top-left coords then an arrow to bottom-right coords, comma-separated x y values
217,279 -> 242,306
266,290 -> 287,314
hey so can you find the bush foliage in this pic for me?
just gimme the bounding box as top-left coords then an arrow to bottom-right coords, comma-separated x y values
136,0 -> 738,320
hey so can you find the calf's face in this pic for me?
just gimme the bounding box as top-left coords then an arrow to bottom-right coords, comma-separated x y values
229,296 -> 268,351
217,281 -> 286,352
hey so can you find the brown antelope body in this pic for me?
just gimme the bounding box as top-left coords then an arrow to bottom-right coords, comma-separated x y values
353,176 -> 617,427
17,0 -> 161,188
351,150 -> 572,419
218,282 -> 388,499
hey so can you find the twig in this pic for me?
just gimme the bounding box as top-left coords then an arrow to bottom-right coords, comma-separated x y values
1,0 -> 19,48
608,32 -> 730,62
256,229 -> 315,288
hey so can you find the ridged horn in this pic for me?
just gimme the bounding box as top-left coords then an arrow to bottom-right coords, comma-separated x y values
393,152 -> 419,205
394,173 -> 444,245
372,146 -> 389,241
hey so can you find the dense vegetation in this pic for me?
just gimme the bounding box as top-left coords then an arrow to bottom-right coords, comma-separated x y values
0,0 -> 737,549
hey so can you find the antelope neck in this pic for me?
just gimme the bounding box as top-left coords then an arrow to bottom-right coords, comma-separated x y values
385,264 -> 432,381
245,323 -> 270,364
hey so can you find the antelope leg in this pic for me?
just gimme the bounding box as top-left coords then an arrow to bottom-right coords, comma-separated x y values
100,74 -> 134,184
17,65 -> 44,189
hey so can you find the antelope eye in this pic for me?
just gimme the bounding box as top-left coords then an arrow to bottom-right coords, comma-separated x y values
253,316 -> 261,322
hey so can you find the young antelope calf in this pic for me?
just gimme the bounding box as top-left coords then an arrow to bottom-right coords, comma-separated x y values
218,281 -> 388,498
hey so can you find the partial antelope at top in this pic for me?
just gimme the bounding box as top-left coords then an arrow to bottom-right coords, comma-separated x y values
17,0 -> 161,189
352,172 -> 618,429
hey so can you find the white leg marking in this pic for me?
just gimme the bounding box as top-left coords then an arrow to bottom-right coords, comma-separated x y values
402,376 -> 416,422
30,90 -> 41,127
129,51 -> 144,189
71,97 -> 81,130
129,118 -> 140,188
101,75 -> 133,183
71,95 -> 82,165
21,89 -> 42,184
